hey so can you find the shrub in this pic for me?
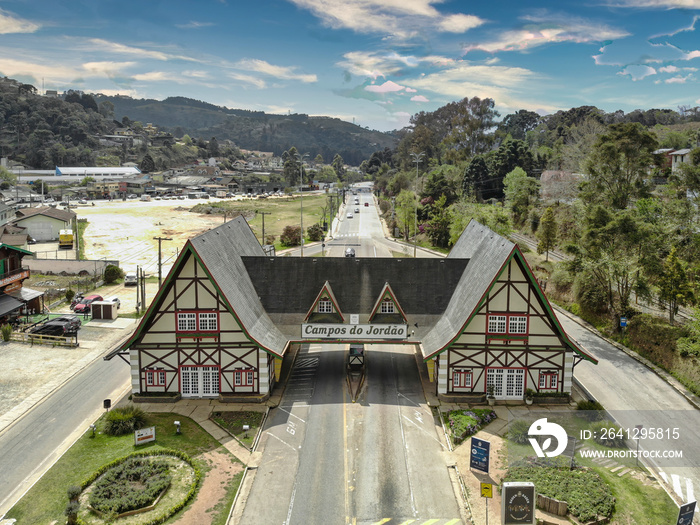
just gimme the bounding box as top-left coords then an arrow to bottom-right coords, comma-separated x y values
103,264 -> 124,284
1,323 -> 12,342
67,485 -> 81,501
549,265 -> 574,295
446,408 -> 496,444
88,457 -> 171,514
280,225 -> 301,246
573,270 -> 608,315
307,223 -> 324,242
103,405 -> 147,436
576,400 -> 605,421
507,419 -> 532,444
65,289 -> 76,303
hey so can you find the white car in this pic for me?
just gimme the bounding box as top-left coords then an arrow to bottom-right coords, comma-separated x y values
104,296 -> 121,309
347,212 -> 353,219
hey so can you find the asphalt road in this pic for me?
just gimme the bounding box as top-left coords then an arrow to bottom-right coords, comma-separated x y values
239,343 -> 461,525
0,356 -> 130,516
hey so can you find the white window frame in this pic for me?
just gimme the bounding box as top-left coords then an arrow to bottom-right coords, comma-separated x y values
318,298 -> 333,313
380,298 -> 395,314
198,312 -> 218,331
177,312 -> 196,331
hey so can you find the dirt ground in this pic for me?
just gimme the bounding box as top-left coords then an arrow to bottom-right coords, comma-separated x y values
77,198 -> 228,275
172,449 -> 244,525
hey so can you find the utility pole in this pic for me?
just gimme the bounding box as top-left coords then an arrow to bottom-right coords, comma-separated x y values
153,236 -> 172,288
136,265 -> 141,316
296,152 -> 309,257
140,267 -> 146,312
257,211 -> 271,245
410,152 -> 425,258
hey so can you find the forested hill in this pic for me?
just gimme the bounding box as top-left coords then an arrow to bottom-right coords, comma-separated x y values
95,94 -> 398,165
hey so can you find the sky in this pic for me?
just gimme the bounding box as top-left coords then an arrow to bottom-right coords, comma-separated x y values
1,0 -> 699,132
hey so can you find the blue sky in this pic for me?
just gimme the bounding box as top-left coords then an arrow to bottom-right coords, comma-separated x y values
1,0 -> 699,131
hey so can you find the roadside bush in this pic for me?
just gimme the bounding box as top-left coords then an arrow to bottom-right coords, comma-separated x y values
576,400 -> 605,421
103,264 -> 124,284
549,265 -> 574,296
103,405 -> 147,436
307,223 -> 324,242
507,419 -> 531,444
280,225 -> 301,247
1,323 -> 12,342
446,408 -> 496,445
573,270 -> 608,315
65,289 -> 75,303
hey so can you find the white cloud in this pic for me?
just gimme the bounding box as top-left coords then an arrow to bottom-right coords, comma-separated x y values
464,13 -> 629,54
84,39 -> 172,61
608,0 -> 700,7
175,21 -> 216,29
411,95 -> 429,102
227,72 -> 267,89
234,58 -> 317,83
132,71 -> 180,82
0,9 -> 40,34
287,0 -> 484,38
666,75 -> 688,83
405,87 -> 417,93
365,80 -> 405,93
619,64 -> 657,80
82,61 -> 136,74
659,65 -> 680,73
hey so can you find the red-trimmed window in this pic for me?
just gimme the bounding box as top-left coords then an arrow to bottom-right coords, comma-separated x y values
539,371 -> 558,390
317,297 -> 333,313
145,370 -> 166,387
234,370 -> 255,386
453,369 -> 472,389
176,311 -> 219,332
487,314 -> 528,335
380,298 -> 395,314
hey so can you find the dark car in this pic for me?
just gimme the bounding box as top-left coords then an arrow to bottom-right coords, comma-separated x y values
73,294 -> 103,314
345,248 -> 356,257
30,315 -> 81,336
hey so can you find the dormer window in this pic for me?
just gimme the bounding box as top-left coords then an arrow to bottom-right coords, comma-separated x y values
317,297 -> 333,314
176,310 -> 219,333
487,314 -> 528,335
380,298 -> 395,314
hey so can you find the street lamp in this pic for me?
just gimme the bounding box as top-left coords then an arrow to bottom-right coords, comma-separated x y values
296,152 -> 309,256
410,152 -> 424,258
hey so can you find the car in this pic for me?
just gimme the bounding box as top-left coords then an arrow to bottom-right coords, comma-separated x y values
27,236 -> 37,244
73,294 -> 103,314
124,272 -> 138,286
30,315 -> 81,336
347,212 -> 353,218
178,195 -> 186,200
345,248 -> 355,257
78,199 -> 87,204
127,194 -> 138,199
104,296 -> 121,309
364,202 -> 369,207
355,207 -> 360,213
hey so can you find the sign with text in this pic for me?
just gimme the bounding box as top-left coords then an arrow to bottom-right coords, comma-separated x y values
677,501 -> 696,525
502,482 -> 536,525
301,323 -> 407,340
134,426 -> 156,446
470,437 -> 490,473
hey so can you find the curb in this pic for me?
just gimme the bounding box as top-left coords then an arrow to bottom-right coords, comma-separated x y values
554,304 -> 700,411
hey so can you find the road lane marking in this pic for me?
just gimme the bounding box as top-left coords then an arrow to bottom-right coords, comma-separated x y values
276,407 -> 307,423
672,474 -> 683,497
687,477 -> 695,503
401,415 -> 447,450
344,381 -> 351,524
266,431 -> 297,451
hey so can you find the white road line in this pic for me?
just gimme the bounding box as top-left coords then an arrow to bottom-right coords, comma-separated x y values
686,477 -> 695,503
672,474 -> 683,497
402,414 -> 447,450
276,407 -> 307,423
659,470 -> 669,483
266,431 -> 298,451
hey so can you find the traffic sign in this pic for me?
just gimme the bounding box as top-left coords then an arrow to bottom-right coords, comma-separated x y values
620,317 -> 627,327
481,483 -> 493,498
470,437 -> 490,473
677,501 -> 696,525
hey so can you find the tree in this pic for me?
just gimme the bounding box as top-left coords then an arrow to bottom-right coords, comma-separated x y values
307,223 -> 324,242
332,154 -> 346,180
280,225 -> 301,246
81,176 -> 96,187
462,155 -> 489,199
503,167 -> 540,226
443,96 -> 499,162
496,110 -> 541,141
584,122 -> 658,209
536,207 -> 557,262
139,154 -> 155,173
658,248 -> 694,325
425,194 -> 451,248
422,169 -> 457,206
208,137 -> 219,157
0,166 -> 17,186
103,264 -> 124,284
395,189 -> 416,241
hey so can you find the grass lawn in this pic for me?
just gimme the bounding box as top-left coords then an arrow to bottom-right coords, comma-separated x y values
192,194 -> 330,249
211,410 -> 266,449
5,412 -> 242,525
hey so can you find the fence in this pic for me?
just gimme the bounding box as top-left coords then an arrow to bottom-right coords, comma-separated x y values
10,331 -> 79,348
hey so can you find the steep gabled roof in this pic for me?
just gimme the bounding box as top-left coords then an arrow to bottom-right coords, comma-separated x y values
13,206 -> 76,222
107,217 -> 289,359
368,282 -> 407,323
422,219 -> 596,364
304,280 -> 344,322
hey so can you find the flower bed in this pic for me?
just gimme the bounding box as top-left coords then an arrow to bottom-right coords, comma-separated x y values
444,408 -> 497,445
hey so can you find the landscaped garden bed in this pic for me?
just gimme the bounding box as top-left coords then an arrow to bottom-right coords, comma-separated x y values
442,408 -> 497,445
211,410 -> 266,449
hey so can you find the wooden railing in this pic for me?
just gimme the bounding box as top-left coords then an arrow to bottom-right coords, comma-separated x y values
10,331 -> 79,347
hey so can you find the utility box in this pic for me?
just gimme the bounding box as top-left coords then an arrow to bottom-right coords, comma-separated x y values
91,301 -> 118,320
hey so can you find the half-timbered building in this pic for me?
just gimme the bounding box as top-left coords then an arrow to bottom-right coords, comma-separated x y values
107,217 -> 595,402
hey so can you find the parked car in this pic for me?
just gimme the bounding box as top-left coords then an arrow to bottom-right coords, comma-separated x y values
347,212 -> 353,219
124,272 -> 138,286
345,248 -> 356,257
70,292 -> 85,310
30,315 -> 81,336
104,296 -> 121,309
73,294 -> 103,314
355,207 -> 360,213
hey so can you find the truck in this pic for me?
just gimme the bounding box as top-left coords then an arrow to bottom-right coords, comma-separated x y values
59,229 -> 74,249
